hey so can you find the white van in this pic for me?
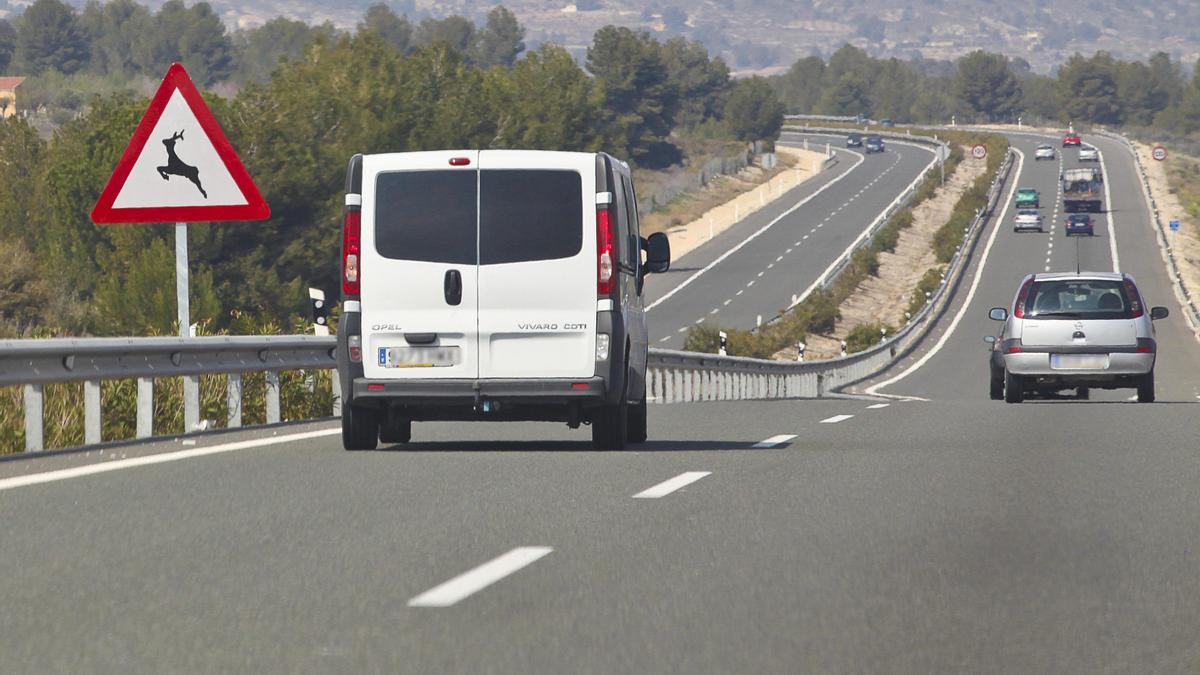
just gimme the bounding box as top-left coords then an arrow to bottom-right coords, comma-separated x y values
336,150 -> 671,450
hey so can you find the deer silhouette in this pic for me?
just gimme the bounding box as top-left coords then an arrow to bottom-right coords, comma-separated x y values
157,130 -> 207,198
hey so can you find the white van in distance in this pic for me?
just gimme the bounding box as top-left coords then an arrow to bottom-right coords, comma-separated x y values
336,150 -> 671,450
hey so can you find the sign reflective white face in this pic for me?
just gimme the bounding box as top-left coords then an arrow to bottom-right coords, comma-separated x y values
111,90 -> 249,209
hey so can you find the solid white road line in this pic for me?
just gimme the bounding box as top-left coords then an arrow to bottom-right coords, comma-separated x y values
633,471 -> 712,499
407,547 -> 553,608
1098,148 -> 1120,273
820,414 -> 854,424
0,428 -> 341,492
866,403 -> 890,409
865,147 -> 1027,395
752,434 -> 797,448
647,147 -> 867,311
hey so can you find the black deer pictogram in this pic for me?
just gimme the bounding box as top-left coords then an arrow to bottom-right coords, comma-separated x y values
157,130 -> 207,198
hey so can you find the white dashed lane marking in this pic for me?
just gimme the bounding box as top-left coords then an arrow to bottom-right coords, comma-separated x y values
820,414 -> 854,424
633,471 -> 712,499
866,403 -> 890,409
753,434 -> 797,448
408,547 -> 553,608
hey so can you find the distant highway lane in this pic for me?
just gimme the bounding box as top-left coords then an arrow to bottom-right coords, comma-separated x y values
645,132 -> 936,349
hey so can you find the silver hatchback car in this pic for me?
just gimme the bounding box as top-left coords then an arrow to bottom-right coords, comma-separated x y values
986,272 -> 1169,403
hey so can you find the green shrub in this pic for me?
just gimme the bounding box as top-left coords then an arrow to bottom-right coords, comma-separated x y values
844,322 -> 895,354
907,266 -> 945,316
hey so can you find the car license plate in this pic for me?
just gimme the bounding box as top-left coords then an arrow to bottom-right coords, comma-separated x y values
1051,354 -> 1109,370
379,346 -> 461,368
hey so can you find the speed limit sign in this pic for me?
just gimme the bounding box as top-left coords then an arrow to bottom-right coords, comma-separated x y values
1152,145 -> 1168,161
971,144 -> 987,160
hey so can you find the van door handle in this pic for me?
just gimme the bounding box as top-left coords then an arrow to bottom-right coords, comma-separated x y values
444,269 -> 462,306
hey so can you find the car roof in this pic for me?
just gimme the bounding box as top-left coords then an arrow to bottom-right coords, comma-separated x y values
1033,271 -> 1124,282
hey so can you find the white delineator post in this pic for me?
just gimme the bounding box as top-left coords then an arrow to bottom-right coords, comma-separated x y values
177,222 -> 199,432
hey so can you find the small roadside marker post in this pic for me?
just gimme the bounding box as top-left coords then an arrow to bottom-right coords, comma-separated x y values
718,331 -> 728,357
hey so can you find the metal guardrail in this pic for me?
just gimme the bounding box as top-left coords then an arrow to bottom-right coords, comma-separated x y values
3,336 -> 339,452
3,128 -> 1012,451
1093,129 -> 1200,332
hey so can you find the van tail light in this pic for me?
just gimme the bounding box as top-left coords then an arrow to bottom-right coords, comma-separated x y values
1012,277 -> 1035,318
1123,277 -> 1144,318
342,210 -> 361,296
1136,338 -> 1156,353
597,205 -> 615,296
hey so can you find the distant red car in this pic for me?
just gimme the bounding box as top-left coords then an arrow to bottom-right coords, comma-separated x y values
1062,134 -> 1082,147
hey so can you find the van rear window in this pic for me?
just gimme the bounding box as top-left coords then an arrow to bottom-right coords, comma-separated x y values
374,170 -> 477,265
480,170 -> 582,265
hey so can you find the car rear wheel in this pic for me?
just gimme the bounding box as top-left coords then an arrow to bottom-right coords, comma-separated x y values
592,399 -> 628,450
989,368 -> 1004,400
1004,369 -> 1024,403
342,404 -> 379,451
627,392 -> 648,444
379,413 -> 411,444
1137,371 -> 1155,403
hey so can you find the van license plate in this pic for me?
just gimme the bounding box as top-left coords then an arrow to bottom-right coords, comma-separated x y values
1051,354 -> 1109,370
379,346 -> 461,368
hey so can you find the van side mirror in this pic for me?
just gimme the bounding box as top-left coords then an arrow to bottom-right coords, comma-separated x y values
643,232 -> 670,274
1150,306 -> 1169,320
988,307 -> 1008,321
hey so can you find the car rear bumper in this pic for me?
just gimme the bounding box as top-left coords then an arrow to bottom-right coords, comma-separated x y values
1003,351 -> 1154,378
1014,222 -> 1043,230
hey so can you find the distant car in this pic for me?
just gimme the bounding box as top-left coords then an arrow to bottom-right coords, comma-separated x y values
846,132 -> 863,148
879,118 -> 895,127
1078,146 -> 1099,162
1015,188 -> 1040,209
864,135 -> 885,153
1014,209 -> 1044,232
1063,134 -> 1082,147
1034,145 -> 1056,161
986,272 -> 1168,403
1065,213 -> 1095,236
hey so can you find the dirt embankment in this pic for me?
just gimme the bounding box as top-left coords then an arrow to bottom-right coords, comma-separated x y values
1132,141 -> 1200,326
802,146 -> 985,360
649,146 -> 828,261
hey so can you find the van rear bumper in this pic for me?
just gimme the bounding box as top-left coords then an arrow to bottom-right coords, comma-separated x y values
351,377 -> 609,404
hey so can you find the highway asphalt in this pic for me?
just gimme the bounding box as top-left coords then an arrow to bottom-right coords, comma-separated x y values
646,132 -> 936,349
3,129 -> 1199,672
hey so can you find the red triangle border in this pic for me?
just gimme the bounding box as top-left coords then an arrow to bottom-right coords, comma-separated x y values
91,63 -> 270,224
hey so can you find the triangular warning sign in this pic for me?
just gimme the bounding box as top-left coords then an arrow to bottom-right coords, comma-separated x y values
91,63 -> 270,223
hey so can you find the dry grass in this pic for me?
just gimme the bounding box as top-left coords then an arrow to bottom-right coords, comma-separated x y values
638,154 -> 799,236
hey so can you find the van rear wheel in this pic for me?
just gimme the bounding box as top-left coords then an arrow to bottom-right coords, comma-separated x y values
627,393 -> 648,444
592,400 -> 628,450
342,404 -> 379,451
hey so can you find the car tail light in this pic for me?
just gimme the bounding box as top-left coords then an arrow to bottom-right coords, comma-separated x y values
1137,338 -> 1156,353
1123,277 -> 1144,318
1012,277 -> 1035,318
597,204 -> 615,296
1003,338 -> 1023,353
342,210 -> 361,295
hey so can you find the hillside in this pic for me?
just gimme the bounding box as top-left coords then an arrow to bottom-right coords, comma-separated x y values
2,0 -> 1197,72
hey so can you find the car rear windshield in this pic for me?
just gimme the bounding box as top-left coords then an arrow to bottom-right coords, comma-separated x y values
1023,279 -> 1137,320
374,170 -> 477,265
373,169 -> 583,265
479,170 -> 582,265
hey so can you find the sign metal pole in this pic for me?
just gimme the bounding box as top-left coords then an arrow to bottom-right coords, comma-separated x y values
177,221 -> 199,431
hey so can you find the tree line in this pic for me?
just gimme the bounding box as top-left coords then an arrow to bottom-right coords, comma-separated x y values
0,2 -> 786,338
770,45 -> 1200,135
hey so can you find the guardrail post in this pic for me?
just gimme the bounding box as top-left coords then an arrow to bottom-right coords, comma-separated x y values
136,378 -> 153,439
184,375 -> 200,432
84,380 -> 101,445
227,373 -> 243,428
23,384 -> 43,452
265,370 -> 281,424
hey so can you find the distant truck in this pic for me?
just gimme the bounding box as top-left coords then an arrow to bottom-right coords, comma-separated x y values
1062,167 -> 1103,213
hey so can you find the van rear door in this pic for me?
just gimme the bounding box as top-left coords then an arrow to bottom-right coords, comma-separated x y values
360,151 -> 479,380
476,151 -> 596,379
